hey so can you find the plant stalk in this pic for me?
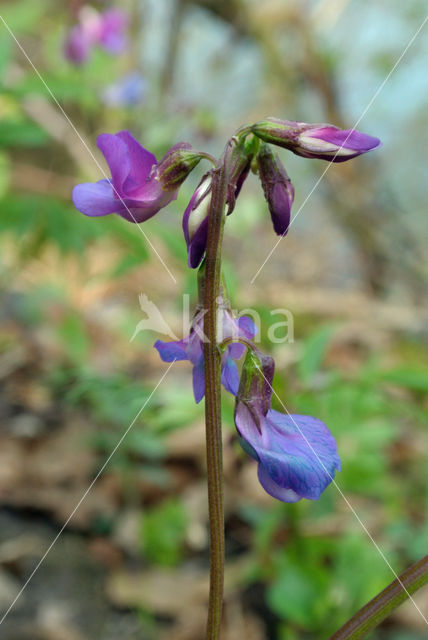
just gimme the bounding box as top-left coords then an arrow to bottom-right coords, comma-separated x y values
329,554 -> 428,640
203,157 -> 229,639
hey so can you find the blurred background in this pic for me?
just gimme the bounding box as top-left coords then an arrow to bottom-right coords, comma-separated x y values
0,0 -> 427,638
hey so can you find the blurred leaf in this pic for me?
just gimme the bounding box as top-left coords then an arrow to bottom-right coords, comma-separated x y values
0,151 -> 11,197
297,325 -> 334,383
0,193 -> 100,254
0,118 -> 49,147
381,368 -> 428,391
126,430 -> 165,460
56,311 -> 89,363
141,499 -> 188,567
266,560 -> 326,628
0,0 -> 49,31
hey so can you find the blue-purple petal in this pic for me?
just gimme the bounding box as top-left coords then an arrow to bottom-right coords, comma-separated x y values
97,133 -> 130,193
188,216 -> 209,269
116,130 -> 157,190
154,339 -> 188,362
309,127 -> 381,153
257,466 -> 302,502
221,356 -> 240,395
270,182 -> 292,235
72,179 -> 120,217
238,316 -> 257,340
257,411 -> 340,500
192,359 -> 205,403
235,402 -> 340,502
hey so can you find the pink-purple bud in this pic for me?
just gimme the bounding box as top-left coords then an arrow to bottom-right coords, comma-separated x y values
252,117 -> 381,163
256,143 -> 294,236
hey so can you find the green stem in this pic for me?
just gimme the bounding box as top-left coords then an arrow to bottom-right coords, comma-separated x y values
329,555 -> 428,640
203,156 -> 229,639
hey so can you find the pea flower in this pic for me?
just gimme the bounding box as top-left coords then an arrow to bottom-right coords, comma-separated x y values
252,117 -> 381,162
155,302 -> 257,403
64,7 -> 128,65
72,132 -> 202,223
256,143 -> 294,235
235,349 -> 340,502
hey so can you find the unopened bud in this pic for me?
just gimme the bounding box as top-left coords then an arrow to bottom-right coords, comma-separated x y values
225,136 -> 257,214
257,143 -> 294,236
157,143 -> 205,190
237,349 -> 275,429
182,175 -> 212,268
252,117 -> 381,163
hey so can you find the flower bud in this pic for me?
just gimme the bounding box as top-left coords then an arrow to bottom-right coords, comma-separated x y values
236,349 -> 275,430
225,136 -> 255,215
156,143 -> 205,190
182,175 -> 212,268
252,117 -> 381,163
256,143 -> 294,236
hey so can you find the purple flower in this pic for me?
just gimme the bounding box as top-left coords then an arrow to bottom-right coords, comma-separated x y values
256,143 -> 294,235
64,7 -> 128,65
98,9 -> 128,54
235,350 -> 340,502
72,131 -> 182,223
182,176 -> 212,269
252,118 -> 381,163
101,72 -> 145,107
155,305 -> 257,403
64,24 -> 93,65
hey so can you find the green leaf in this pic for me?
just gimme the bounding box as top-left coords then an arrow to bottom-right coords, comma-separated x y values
381,368 -> 428,391
0,119 -> 49,147
298,325 -> 335,382
56,311 -> 89,363
141,499 -> 188,566
267,562 -> 325,627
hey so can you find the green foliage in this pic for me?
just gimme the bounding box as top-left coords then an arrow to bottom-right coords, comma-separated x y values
140,499 -> 188,567
0,118 -> 49,147
297,324 -> 335,383
0,193 -> 100,256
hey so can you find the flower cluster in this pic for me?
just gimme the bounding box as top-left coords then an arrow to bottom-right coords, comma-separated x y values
72,117 -> 380,502
64,6 -> 128,65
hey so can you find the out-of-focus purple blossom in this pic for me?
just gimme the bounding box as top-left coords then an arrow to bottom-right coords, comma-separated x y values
252,117 -> 381,163
235,349 -> 341,502
182,176 -> 212,269
155,303 -> 257,404
64,24 -> 92,65
72,131 -> 180,223
101,72 -> 145,107
64,6 -> 128,65
256,143 -> 294,236
98,8 -> 128,54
